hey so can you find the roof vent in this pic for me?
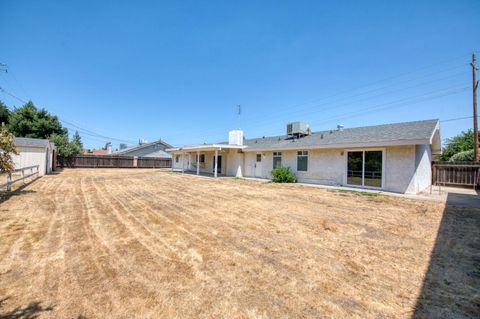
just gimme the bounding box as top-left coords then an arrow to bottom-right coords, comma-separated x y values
287,122 -> 309,137
337,124 -> 344,132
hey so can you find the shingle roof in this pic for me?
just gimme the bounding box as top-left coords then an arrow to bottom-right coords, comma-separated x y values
14,137 -> 52,148
238,119 -> 439,151
113,140 -> 172,155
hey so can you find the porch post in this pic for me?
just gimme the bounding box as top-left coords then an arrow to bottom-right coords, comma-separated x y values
214,149 -> 218,178
181,152 -> 185,173
196,151 -> 200,175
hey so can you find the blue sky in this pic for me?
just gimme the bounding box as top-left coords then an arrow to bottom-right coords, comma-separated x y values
0,1 -> 479,149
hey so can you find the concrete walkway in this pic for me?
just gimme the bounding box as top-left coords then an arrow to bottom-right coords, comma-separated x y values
243,177 -> 480,207
173,171 -> 480,207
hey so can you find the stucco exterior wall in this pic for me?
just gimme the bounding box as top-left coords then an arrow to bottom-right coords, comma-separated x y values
414,144 -> 432,193
173,144 -> 429,194
243,145 -> 420,194
225,150 -> 244,177
384,145 -> 416,194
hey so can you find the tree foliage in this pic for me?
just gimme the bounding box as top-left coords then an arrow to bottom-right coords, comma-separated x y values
2,100 -> 84,157
0,125 -> 18,174
449,149 -> 476,162
8,101 -> 66,139
441,130 -> 474,161
50,131 -> 83,157
0,101 -> 10,125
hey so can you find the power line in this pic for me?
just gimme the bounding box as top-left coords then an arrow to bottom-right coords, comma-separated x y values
0,86 -> 28,104
440,115 -> 476,123
60,119 -> 136,144
169,62 -> 470,139
0,85 -> 135,144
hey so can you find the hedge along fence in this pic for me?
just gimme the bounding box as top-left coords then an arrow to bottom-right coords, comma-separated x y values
57,155 -> 171,168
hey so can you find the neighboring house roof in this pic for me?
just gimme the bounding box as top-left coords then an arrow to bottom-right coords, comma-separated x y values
238,119 -> 440,151
83,149 -> 109,155
14,137 -> 54,149
113,139 -> 172,158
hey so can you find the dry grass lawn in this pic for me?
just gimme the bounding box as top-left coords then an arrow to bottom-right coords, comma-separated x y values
0,169 -> 478,318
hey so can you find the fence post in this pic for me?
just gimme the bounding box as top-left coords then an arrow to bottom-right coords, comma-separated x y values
6,173 -> 12,191
21,168 -> 25,184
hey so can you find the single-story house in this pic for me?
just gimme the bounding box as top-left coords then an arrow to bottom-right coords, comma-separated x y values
168,119 -> 441,194
13,137 -> 56,176
112,139 -> 172,158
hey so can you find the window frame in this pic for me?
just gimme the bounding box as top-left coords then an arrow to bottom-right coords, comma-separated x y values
175,155 -> 180,163
344,148 -> 385,189
196,154 -> 205,163
296,150 -> 309,172
273,151 -> 282,169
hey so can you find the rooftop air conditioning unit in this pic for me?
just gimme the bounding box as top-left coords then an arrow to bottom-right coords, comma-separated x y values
287,122 -> 309,136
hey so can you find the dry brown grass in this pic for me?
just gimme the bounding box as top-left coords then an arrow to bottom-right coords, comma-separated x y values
0,168 -> 478,318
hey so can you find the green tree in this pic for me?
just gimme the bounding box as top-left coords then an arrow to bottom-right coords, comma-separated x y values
449,149 -> 476,162
0,100 -> 10,125
70,131 -> 83,155
8,101 -> 66,139
50,132 -> 83,157
441,130 -> 475,161
0,124 -> 18,174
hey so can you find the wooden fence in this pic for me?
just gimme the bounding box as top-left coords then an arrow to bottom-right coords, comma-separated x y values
0,165 -> 40,191
57,155 -> 171,168
432,161 -> 480,188
137,157 -> 172,168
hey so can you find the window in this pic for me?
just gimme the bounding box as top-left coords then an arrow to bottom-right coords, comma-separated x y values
297,150 -> 308,171
256,154 -> 262,162
273,151 -> 282,168
175,155 -> 180,163
196,154 -> 205,163
347,150 -> 383,188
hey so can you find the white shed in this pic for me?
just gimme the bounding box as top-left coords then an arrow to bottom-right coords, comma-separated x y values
13,137 -> 56,176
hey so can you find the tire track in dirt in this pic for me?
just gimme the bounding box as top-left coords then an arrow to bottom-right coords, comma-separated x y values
85,175 -> 203,315
0,176 -> 60,280
91,176 -> 211,284
31,176 -> 70,301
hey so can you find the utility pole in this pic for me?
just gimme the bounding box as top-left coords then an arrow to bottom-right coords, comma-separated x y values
472,53 -> 479,161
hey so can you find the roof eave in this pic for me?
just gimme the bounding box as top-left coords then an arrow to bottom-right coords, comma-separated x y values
168,144 -> 246,152
242,139 -> 432,152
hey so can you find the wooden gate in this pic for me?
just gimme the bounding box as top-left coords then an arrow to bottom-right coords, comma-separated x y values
432,161 -> 480,188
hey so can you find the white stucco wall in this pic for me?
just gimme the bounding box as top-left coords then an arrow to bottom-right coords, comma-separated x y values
414,144 -> 432,193
13,146 -> 49,176
225,150 -> 244,177
384,145 -> 416,194
243,145 -> 421,194
173,144 -> 430,194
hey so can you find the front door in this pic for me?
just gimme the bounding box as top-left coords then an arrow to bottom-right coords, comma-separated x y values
254,153 -> 262,177
213,155 -> 222,174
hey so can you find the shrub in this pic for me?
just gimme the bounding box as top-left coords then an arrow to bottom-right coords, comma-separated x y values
271,166 -> 297,183
449,149 -> 476,162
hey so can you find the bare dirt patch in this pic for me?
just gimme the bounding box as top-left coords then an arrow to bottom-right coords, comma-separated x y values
0,169 -> 478,318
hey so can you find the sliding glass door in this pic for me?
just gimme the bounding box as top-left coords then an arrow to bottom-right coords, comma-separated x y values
347,150 -> 383,188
